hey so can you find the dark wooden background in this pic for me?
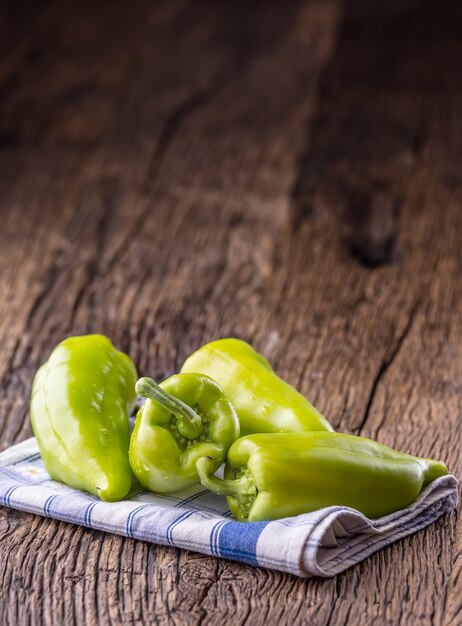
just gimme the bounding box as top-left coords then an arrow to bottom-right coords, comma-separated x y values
0,1 -> 461,624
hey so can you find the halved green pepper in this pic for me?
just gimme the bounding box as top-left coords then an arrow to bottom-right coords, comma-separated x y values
196,432 -> 449,521
181,338 -> 333,435
129,374 -> 239,493
30,334 -> 137,501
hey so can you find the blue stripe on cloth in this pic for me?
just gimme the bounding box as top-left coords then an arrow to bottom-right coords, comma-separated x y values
43,494 -> 59,517
217,520 -> 270,566
210,519 -> 228,557
83,501 -> 99,528
125,504 -> 151,538
11,453 -> 41,466
128,490 -> 149,500
166,510 -> 196,546
174,490 -> 209,508
1,485 -> 19,506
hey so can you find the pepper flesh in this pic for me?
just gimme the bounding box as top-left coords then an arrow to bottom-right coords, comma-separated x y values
30,334 -> 137,501
196,432 -> 449,521
129,373 -> 239,493
181,338 -> 333,435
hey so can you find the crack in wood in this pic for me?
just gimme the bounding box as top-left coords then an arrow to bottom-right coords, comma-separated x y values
355,298 -> 421,435
100,77 -> 229,277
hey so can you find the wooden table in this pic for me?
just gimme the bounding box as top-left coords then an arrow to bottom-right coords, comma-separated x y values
0,1 -> 460,624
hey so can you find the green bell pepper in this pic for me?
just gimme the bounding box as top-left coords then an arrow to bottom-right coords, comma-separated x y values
196,432 -> 449,521
129,374 -> 239,493
30,334 -> 137,502
181,338 -> 333,435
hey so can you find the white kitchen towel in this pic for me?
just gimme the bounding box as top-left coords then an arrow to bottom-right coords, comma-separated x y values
0,437 -> 458,577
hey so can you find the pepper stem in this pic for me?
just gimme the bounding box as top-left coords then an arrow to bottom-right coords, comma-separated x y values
196,457 -> 257,501
135,377 -> 203,440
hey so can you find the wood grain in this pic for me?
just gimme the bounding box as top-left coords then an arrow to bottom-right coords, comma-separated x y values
0,0 -> 460,624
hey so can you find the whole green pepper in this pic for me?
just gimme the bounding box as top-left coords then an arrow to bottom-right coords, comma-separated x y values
129,374 -> 239,493
30,334 -> 137,502
181,338 -> 333,435
196,432 -> 449,521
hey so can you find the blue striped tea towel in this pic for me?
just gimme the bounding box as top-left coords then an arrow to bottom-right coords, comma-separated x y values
0,437 -> 458,577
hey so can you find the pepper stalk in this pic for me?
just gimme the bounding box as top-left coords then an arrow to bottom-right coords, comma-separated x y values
135,377 -> 203,440
196,457 -> 257,520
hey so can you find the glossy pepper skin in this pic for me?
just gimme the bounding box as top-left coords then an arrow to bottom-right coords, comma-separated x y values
30,334 -> 137,502
129,374 -> 239,493
181,338 -> 333,436
196,432 -> 449,521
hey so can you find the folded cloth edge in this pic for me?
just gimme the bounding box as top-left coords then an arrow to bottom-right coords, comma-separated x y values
300,474 -> 459,577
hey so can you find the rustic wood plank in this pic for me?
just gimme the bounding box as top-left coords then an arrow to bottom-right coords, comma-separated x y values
0,0 -> 460,625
